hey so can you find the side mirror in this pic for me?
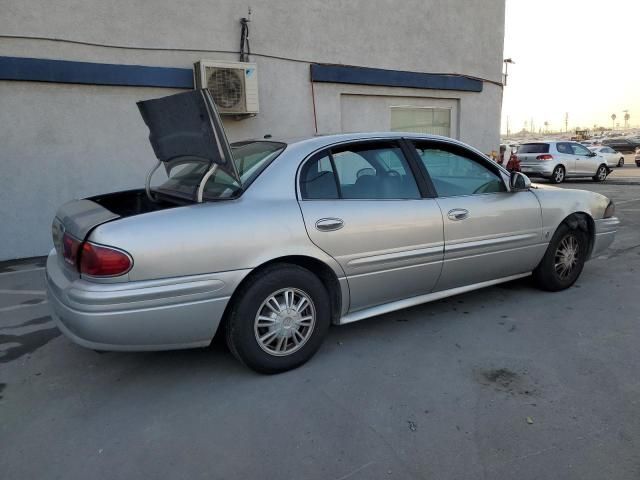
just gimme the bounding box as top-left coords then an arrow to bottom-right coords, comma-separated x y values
510,171 -> 531,191
588,151 -> 597,157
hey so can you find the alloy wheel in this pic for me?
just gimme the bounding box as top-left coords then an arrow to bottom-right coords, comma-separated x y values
554,167 -> 564,183
597,166 -> 607,181
554,234 -> 579,280
254,288 -> 316,356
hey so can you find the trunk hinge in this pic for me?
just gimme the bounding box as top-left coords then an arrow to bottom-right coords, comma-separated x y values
145,159 -> 162,202
196,164 -> 219,203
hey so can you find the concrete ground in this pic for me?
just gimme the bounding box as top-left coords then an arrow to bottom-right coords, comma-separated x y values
607,153 -> 640,183
1,181 -> 639,479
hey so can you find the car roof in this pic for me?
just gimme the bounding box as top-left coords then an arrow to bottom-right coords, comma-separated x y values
279,132 -> 490,158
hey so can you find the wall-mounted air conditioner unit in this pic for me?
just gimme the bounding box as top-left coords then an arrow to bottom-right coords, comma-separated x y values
194,60 -> 259,115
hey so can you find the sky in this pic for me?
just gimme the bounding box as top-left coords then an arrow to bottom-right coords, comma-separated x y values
501,0 -> 640,135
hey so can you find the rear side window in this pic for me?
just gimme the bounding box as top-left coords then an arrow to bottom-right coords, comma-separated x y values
300,142 -> 421,200
518,143 -> 549,154
556,143 -> 572,154
300,153 -> 339,199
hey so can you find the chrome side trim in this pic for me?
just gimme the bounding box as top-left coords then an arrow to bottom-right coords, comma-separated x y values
338,272 -> 531,325
446,232 -> 539,252
348,245 -> 443,266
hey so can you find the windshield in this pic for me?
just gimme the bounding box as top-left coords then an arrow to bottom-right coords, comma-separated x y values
157,141 -> 286,200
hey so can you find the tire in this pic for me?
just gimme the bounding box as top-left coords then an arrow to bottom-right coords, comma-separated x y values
532,222 -> 589,292
593,164 -> 608,182
550,165 -> 565,184
618,158 -> 624,167
225,264 -> 331,374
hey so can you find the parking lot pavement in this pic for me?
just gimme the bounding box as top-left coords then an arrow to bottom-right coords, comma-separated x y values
607,154 -> 640,183
1,184 -> 639,480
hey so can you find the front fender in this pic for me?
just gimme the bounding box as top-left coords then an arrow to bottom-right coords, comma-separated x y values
530,184 -> 610,241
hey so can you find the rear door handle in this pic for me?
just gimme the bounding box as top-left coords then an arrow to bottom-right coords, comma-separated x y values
315,218 -> 344,232
447,209 -> 469,221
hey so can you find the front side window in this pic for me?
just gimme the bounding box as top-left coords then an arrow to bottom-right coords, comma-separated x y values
413,143 -> 506,197
300,142 -> 421,200
570,143 -> 592,156
390,107 -> 451,137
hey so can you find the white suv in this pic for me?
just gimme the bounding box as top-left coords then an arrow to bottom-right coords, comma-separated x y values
517,141 -> 610,184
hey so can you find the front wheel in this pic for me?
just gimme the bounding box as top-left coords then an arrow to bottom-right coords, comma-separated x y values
225,264 -> 331,374
618,158 -> 624,167
550,165 -> 565,184
532,222 -> 588,291
593,164 -> 608,182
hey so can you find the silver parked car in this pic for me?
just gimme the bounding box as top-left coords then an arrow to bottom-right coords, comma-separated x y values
46,90 -> 619,373
589,145 -> 625,168
517,141 -> 611,183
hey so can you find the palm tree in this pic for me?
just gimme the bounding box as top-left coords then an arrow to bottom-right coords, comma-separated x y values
611,113 -> 617,130
624,112 -> 630,129
544,121 -> 549,133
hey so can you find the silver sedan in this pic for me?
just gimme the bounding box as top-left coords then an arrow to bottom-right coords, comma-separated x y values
46,90 -> 619,373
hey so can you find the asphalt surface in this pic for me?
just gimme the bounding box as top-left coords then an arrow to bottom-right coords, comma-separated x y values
1,181 -> 639,479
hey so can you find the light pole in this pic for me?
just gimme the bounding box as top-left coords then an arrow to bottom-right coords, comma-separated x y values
503,58 -> 515,86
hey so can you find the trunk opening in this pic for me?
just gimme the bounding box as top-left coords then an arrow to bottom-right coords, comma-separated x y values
89,189 -> 186,218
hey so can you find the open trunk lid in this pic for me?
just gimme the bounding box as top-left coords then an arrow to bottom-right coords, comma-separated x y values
137,89 -> 240,196
52,89 -> 237,270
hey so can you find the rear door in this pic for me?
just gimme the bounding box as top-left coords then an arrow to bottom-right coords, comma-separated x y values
409,140 -> 544,291
555,142 -> 576,173
297,140 -> 444,312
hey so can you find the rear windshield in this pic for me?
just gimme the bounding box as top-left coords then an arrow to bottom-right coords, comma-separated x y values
518,143 -> 549,154
157,141 -> 286,200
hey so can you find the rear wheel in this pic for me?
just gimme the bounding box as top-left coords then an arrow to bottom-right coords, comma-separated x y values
533,222 -> 588,291
618,158 -> 624,167
550,165 -> 565,184
593,164 -> 608,182
225,264 -> 330,374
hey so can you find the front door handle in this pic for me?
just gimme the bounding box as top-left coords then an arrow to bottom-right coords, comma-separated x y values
315,218 -> 344,232
447,209 -> 469,221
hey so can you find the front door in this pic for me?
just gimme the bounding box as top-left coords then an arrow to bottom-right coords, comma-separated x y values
570,142 -> 598,175
409,140 -> 544,291
297,140 -> 444,312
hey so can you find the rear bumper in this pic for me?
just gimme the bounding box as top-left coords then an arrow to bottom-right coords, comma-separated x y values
45,250 -> 249,351
591,217 -> 620,258
519,163 -> 555,177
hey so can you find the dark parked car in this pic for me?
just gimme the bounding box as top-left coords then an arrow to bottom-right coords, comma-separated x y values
602,137 -> 640,153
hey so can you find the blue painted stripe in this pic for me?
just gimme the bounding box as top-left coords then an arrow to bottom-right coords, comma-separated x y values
0,56 -> 194,88
310,64 -> 482,92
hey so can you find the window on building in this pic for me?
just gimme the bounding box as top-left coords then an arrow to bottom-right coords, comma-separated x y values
390,107 -> 451,137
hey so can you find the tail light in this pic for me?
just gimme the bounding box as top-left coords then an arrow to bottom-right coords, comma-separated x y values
536,154 -> 554,161
80,242 -> 133,277
60,232 -> 132,276
62,232 -> 82,267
